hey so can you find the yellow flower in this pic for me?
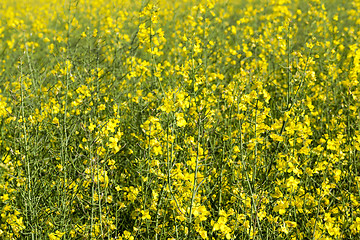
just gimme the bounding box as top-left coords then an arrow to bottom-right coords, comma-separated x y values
1,194 -> 9,201
48,230 -> 65,240
286,176 -> 300,192
175,112 -> 187,127
88,122 -> 96,131
271,187 -> 283,199
52,117 -> 59,125
273,200 -> 289,215
270,133 -> 284,142
233,145 -> 240,153
108,136 -> 120,153
285,221 -> 297,228
141,209 -> 151,220
350,217 -> 360,233
198,229 -> 208,239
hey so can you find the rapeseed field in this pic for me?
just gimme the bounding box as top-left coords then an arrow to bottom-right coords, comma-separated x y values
0,0 -> 360,239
